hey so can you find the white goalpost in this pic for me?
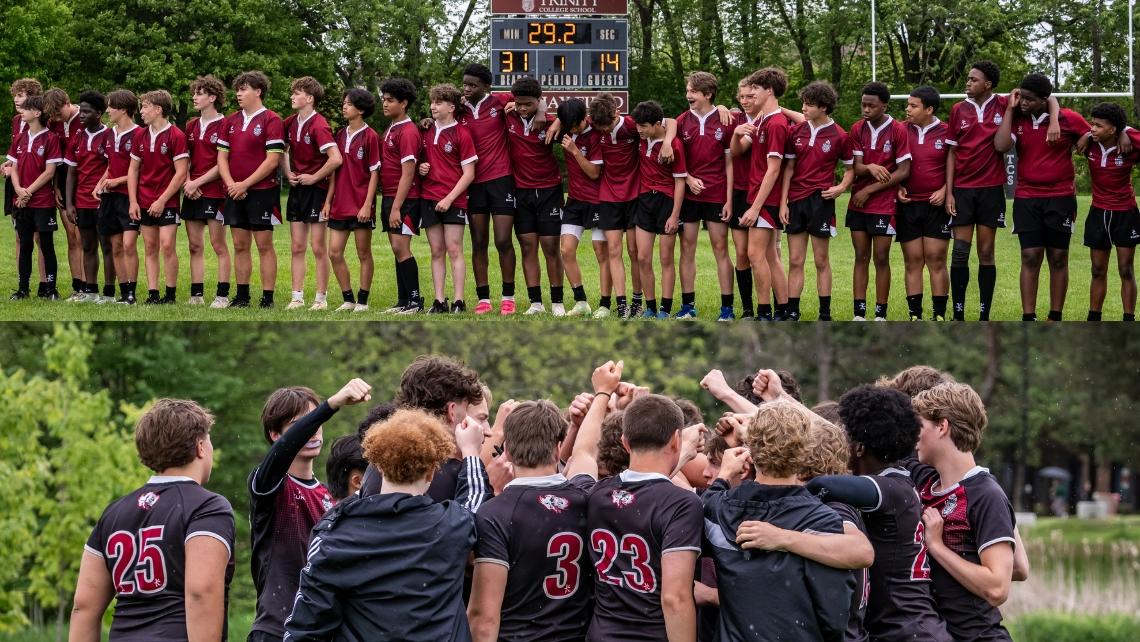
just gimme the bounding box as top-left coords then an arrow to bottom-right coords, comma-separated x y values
870,0 -> 1136,100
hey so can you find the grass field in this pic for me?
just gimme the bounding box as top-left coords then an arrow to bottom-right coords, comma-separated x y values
0,193 -> 1128,321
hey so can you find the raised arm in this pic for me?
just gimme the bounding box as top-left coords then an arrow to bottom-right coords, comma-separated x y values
700,368 -> 759,414
454,416 -> 492,513
563,360 -> 623,480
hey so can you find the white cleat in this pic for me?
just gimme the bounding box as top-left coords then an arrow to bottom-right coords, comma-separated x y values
852,316 -> 866,321
187,295 -> 205,305
353,303 -> 369,313
286,299 -> 306,310
335,302 -> 356,312
525,303 -> 547,315
592,306 -> 611,319
310,300 -> 328,311
551,303 -> 566,317
567,301 -> 592,317
209,296 -> 230,309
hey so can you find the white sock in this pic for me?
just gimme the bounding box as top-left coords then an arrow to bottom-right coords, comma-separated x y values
291,290 -> 304,301
315,292 -> 327,303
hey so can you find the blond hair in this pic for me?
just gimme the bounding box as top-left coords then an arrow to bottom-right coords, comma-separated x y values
800,418 -> 849,480
746,400 -> 811,479
912,383 -> 987,452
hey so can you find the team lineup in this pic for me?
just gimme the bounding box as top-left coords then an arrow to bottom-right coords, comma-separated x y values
68,357 -> 1026,642
4,60 -> 1138,320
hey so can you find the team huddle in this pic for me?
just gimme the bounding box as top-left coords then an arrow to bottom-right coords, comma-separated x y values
6,59 -> 1137,320
70,357 -> 1027,642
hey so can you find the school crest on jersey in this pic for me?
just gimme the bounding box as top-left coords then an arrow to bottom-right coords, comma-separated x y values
538,494 -> 570,513
883,139 -> 892,153
254,124 -> 263,137
822,139 -> 832,153
714,126 -> 725,141
489,107 -> 498,119
356,147 -> 364,160
940,493 -> 958,518
321,496 -> 333,511
994,114 -> 1003,125
161,142 -> 168,155
1116,155 -> 1124,167
444,141 -> 454,154
210,133 -> 218,143
758,132 -> 766,144
934,139 -> 944,150
35,144 -> 44,157
304,133 -> 312,144
610,489 -> 636,508
538,130 -> 547,142
137,492 -> 160,511
125,140 -> 133,152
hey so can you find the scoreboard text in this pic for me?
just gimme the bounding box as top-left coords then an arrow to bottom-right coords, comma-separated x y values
490,18 -> 628,89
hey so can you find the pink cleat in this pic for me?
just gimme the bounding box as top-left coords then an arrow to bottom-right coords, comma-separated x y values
500,299 -> 516,315
474,300 -> 494,315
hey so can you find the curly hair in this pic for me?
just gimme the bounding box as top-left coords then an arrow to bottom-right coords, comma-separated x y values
135,399 -> 214,472
800,418 -> 849,480
972,60 -> 1001,86
362,409 -> 455,484
190,75 -> 227,110
380,78 -> 417,108
290,76 -> 325,103
504,400 -> 568,468
912,383 -> 988,453
394,355 -> 483,419
885,365 -> 955,398
597,410 -> 628,477
9,78 -> 42,98
232,70 -> 270,98
798,81 -> 838,115
838,384 -> 920,463
746,400 -> 811,479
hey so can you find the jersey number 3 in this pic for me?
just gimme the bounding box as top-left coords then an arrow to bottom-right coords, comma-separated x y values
544,532 -> 584,599
106,526 -> 168,594
591,529 -> 658,593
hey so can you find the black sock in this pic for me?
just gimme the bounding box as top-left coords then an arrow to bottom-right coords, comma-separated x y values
906,294 -> 923,319
216,281 -> 231,298
874,302 -> 888,319
681,291 -> 695,306
83,281 -> 95,294
342,289 -> 355,304
646,299 -> 657,313
261,290 -> 274,304
164,286 -> 176,300
854,299 -> 867,317
37,282 -> 45,296
190,282 -> 204,297
357,289 -> 369,305
951,265 -> 969,320
933,295 -> 948,318
402,258 -> 421,302
527,285 -> 542,304
119,283 -> 129,299
721,294 -> 733,308
476,284 -> 490,301
1125,313 -> 1136,321
775,302 -> 787,318
394,259 -> 407,305
1047,310 -> 1062,322
148,289 -> 160,299
661,297 -> 673,314
1088,310 -> 1102,321
736,268 -> 753,310
599,295 -> 612,310
236,284 -> 250,301
757,303 -> 772,318
978,265 -> 996,320
632,291 -> 643,305
551,286 -> 564,304
502,281 -> 515,297
72,277 -> 82,293
572,285 -> 586,302
103,283 -> 115,297
1023,312 -> 1037,321
127,282 -> 137,297
616,295 -> 627,307
818,295 -> 831,319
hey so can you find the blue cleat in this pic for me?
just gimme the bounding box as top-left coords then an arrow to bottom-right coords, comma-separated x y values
675,303 -> 698,319
717,306 -> 736,321
640,309 -> 658,319
656,310 -> 670,319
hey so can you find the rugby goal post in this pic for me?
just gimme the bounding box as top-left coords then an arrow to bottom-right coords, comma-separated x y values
869,0 -> 1136,100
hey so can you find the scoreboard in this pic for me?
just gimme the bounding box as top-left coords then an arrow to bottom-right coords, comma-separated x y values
490,18 -> 628,89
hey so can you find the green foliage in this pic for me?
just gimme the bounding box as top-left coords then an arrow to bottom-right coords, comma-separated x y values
1009,613 -> 1140,642
0,325 -> 141,633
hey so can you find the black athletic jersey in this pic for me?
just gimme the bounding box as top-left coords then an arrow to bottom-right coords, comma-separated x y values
427,457 -> 465,503
909,463 -> 1016,642
474,473 -> 595,641
860,469 -> 953,642
84,477 -> 235,642
585,470 -> 704,642
828,502 -> 869,642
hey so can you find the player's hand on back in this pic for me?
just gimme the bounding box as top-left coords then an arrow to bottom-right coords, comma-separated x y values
328,378 -> 373,409
455,416 -> 486,458
736,519 -> 791,551
718,446 -> 752,486
591,360 -> 624,395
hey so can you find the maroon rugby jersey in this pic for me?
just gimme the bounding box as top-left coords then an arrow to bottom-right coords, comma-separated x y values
565,127 -> 604,203
850,116 -> 912,215
6,128 -> 62,208
747,110 -> 790,207
905,119 -> 951,202
217,107 -> 285,190
598,115 -> 640,203
639,137 -> 687,194
784,119 -> 853,203
101,124 -> 140,195
9,114 -> 25,146
910,462 -> 1016,642
329,124 -> 380,219
283,111 -> 336,189
474,473 -> 595,642
129,124 -> 189,211
380,118 -> 421,197
1010,108 -> 1090,199
586,470 -> 703,642
731,111 -> 758,193
946,94 -> 1009,189
420,121 -> 478,207
676,109 -> 731,204
185,116 -> 226,199
459,92 -> 512,183
1085,129 -> 1140,210
85,476 -> 236,642
504,112 -> 562,190
49,111 -> 81,157
64,126 -> 110,209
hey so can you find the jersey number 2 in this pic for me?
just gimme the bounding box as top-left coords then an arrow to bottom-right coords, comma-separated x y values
544,532 -> 584,599
106,526 -> 168,594
591,529 -> 658,593
911,521 -> 931,580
